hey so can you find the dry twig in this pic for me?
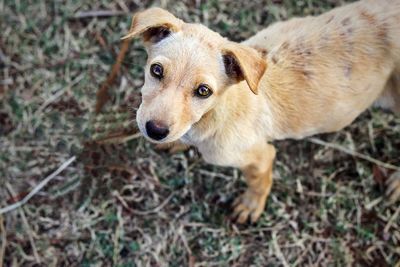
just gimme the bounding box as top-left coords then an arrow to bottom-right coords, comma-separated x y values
308,137 -> 400,171
113,190 -> 175,215
0,156 -> 76,214
5,183 -> 41,264
73,10 -> 127,19
95,39 -> 131,113
0,215 -> 6,267
272,231 -> 290,267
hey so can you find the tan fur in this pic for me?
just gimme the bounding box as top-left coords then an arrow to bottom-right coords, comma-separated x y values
125,1 -> 400,223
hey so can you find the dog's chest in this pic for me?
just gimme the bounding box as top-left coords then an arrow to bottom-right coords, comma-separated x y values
181,127 -> 265,168
180,132 -> 233,166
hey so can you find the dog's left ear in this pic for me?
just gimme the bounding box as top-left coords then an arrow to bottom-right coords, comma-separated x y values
122,8 -> 183,43
222,43 -> 267,95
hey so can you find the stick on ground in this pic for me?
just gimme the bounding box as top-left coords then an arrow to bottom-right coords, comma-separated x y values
95,39 -> 131,113
0,156 -> 76,215
0,215 -> 6,267
308,137 -> 400,171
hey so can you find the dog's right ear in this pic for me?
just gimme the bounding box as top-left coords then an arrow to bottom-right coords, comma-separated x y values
121,8 -> 183,44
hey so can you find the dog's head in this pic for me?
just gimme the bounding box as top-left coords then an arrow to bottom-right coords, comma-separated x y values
124,8 -> 266,143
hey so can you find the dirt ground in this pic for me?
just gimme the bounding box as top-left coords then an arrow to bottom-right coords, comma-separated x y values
1,0 -> 399,266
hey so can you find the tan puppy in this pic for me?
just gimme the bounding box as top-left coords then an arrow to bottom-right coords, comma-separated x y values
122,0 -> 400,223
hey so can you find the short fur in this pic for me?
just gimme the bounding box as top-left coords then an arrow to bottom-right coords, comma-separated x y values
124,0 -> 400,223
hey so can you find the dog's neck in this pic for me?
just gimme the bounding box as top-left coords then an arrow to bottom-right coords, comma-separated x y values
182,72 -> 317,147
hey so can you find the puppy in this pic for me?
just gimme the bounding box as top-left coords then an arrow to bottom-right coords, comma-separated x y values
121,0 -> 400,223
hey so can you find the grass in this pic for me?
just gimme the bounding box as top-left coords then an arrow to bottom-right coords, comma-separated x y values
1,0 -> 400,266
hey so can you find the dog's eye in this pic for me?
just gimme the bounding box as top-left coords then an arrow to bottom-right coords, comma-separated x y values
195,84 -> 213,98
150,63 -> 163,79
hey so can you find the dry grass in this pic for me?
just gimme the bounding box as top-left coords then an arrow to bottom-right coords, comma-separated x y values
1,0 -> 400,266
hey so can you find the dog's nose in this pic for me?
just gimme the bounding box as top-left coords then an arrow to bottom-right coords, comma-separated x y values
145,120 -> 170,140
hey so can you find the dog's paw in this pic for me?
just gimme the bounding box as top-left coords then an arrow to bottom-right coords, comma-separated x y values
232,190 -> 267,224
386,171 -> 400,203
154,142 -> 190,154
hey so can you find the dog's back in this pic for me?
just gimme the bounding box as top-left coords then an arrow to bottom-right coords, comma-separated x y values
244,0 -> 400,138
246,0 -> 400,68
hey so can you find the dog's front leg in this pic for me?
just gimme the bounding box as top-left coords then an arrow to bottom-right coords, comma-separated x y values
232,142 -> 276,224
